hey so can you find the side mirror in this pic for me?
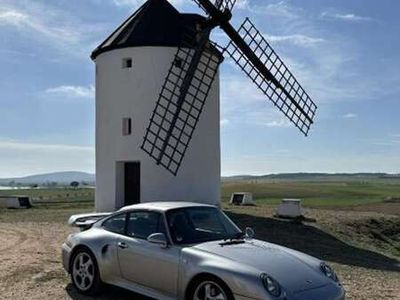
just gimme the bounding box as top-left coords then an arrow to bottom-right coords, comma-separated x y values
147,233 -> 168,248
245,227 -> 255,239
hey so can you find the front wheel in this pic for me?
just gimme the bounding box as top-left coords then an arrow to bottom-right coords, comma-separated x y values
189,276 -> 234,300
71,248 -> 103,295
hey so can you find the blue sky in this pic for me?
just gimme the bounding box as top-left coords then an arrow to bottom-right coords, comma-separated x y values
0,0 -> 399,177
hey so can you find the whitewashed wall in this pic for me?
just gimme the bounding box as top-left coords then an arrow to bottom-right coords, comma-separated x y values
95,47 -> 221,212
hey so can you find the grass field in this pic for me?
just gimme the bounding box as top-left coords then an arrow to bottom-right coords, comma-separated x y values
222,180 -> 400,207
1,178 -> 400,209
0,180 -> 399,224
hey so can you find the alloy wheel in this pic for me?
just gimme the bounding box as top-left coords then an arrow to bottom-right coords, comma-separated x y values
72,252 -> 95,292
194,281 -> 227,300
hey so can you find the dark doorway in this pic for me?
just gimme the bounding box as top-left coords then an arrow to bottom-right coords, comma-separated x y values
124,162 -> 140,206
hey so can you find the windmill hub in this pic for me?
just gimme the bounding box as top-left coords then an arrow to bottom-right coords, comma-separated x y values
92,0 -> 317,212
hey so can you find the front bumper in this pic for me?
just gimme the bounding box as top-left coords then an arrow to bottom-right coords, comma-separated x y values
61,242 -> 72,273
234,295 -> 259,300
293,284 -> 345,300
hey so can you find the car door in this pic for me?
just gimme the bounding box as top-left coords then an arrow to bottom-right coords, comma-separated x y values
117,210 -> 181,297
99,213 -> 128,282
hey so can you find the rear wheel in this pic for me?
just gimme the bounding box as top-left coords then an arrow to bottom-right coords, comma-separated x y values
188,275 -> 234,300
71,248 -> 103,295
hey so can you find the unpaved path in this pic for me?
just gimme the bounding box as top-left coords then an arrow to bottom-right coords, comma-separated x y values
0,222 -> 69,299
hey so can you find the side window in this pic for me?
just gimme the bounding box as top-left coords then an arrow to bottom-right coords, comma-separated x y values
103,214 -> 126,234
126,211 -> 165,239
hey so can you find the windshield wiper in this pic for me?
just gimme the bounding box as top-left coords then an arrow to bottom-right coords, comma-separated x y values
229,232 -> 245,240
219,239 -> 246,246
219,232 -> 246,246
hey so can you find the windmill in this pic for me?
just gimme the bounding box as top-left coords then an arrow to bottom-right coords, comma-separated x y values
91,0 -> 316,212
141,0 -> 317,176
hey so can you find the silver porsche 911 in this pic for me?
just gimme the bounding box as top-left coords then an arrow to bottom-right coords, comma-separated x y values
62,202 -> 345,300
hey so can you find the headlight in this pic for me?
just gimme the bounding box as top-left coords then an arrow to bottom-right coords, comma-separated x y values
320,262 -> 339,282
261,274 -> 281,297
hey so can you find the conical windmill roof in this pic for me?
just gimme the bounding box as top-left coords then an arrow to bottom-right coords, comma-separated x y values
91,0 -> 206,60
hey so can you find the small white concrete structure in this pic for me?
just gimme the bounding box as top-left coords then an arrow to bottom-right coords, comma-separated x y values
230,192 -> 255,206
0,196 -> 32,209
276,199 -> 303,218
92,0 -> 221,212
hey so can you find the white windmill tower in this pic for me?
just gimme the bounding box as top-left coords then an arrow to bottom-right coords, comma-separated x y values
92,0 -> 222,212
92,0 -> 317,212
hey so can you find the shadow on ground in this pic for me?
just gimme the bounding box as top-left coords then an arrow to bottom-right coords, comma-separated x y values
65,283 -> 152,300
227,211 -> 400,272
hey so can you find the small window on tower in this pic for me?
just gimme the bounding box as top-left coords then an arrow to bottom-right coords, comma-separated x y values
122,58 -> 133,69
123,118 -> 132,136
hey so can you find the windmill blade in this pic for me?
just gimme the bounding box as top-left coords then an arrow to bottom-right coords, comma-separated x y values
141,30 -> 223,176
224,18 -> 317,136
193,0 -> 237,13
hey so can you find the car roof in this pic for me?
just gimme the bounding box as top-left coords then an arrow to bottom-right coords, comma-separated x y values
118,201 -> 217,213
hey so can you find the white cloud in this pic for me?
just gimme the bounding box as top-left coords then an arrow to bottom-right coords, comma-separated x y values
0,2 -> 107,58
321,12 -> 373,22
358,137 -> 400,148
343,113 -> 358,119
370,141 -> 394,147
45,85 -> 95,99
261,119 -> 292,128
235,0 -> 250,10
0,8 -> 80,44
221,75 -> 264,103
0,140 -> 94,178
248,1 -> 300,19
220,119 -> 230,127
221,2 -> 368,105
112,0 -> 143,6
265,34 -> 324,47
0,10 -> 27,26
246,109 -> 295,128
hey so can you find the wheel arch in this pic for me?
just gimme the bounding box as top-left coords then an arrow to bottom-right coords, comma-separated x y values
185,272 -> 233,300
68,244 -> 95,274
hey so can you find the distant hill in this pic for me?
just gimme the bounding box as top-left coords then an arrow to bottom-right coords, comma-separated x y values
222,173 -> 400,183
0,171 -> 95,186
1,171 -> 398,186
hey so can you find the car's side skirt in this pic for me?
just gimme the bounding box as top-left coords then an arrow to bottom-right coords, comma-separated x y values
106,278 -> 177,300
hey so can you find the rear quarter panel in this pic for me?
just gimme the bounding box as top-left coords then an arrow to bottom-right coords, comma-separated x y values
70,228 -> 121,283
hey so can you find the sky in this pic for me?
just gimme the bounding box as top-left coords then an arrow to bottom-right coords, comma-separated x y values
0,0 -> 399,177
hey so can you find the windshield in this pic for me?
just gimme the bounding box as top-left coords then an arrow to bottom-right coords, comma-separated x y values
166,207 -> 242,245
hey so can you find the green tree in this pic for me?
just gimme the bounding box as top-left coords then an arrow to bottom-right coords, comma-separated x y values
70,181 -> 80,188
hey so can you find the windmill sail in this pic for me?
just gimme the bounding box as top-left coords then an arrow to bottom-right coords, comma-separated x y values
141,0 -> 318,175
224,18 -> 317,135
141,29 -> 223,175
193,0 -> 237,13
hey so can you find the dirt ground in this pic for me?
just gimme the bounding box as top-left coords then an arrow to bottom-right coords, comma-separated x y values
0,207 -> 399,300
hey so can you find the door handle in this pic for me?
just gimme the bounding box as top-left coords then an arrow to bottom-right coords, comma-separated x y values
117,242 -> 128,249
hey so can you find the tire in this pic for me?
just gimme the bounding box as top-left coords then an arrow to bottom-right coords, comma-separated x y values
187,275 -> 234,300
70,247 -> 103,295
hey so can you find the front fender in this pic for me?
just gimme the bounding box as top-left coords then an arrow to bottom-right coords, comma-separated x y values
179,249 -> 269,300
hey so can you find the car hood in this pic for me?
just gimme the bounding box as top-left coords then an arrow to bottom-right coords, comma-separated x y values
192,239 -> 329,293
